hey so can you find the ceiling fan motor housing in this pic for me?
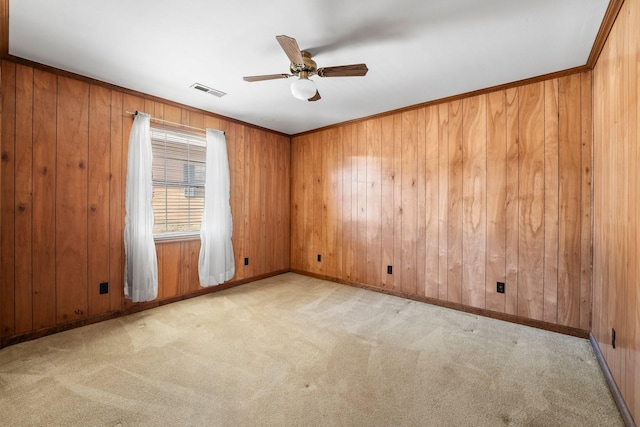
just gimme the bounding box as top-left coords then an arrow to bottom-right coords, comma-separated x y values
290,51 -> 317,76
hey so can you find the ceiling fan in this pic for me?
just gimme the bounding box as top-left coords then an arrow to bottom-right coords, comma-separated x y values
243,35 -> 369,102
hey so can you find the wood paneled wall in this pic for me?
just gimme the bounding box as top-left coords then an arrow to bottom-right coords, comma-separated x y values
592,0 -> 640,420
0,60 -> 290,343
291,72 -> 592,330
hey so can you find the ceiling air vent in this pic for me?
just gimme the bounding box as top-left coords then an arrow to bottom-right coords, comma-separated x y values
190,83 -> 226,98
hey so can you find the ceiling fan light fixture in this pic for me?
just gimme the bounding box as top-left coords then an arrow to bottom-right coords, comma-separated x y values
290,76 -> 316,100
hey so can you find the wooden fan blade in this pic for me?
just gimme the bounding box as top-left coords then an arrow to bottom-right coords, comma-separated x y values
317,64 -> 369,77
276,35 -> 304,65
308,90 -> 321,102
243,74 -> 292,82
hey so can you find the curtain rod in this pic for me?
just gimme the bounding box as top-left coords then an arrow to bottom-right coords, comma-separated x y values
126,110 -> 221,134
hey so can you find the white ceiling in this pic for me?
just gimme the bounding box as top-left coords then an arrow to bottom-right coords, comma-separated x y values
9,0 -> 609,135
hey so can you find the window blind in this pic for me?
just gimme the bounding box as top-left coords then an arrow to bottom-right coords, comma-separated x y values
151,128 -> 207,236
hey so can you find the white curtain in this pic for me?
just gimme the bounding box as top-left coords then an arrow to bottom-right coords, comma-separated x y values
199,129 -> 235,286
124,112 -> 158,302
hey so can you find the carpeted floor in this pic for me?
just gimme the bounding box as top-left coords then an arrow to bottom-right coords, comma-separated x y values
0,273 -> 623,426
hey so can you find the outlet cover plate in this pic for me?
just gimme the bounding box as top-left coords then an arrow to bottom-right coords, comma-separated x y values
99,282 -> 109,295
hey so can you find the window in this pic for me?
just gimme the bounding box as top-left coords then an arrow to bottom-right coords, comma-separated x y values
151,127 -> 206,237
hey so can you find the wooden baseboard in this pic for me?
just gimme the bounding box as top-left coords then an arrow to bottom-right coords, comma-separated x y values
0,270 -> 288,349
589,334 -> 636,427
291,269 -> 590,339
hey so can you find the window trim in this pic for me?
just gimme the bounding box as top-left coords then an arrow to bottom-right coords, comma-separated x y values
153,232 -> 200,243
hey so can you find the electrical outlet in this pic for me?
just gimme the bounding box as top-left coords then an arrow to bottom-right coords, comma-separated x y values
497,282 -> 505,294
612,328 -> 616,349
317,254 -> 322,262
387,265 -> 393,275
99,282 -> 109,295
244,257 -> 249,266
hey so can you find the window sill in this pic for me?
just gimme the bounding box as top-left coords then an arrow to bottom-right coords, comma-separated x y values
154,233 -> 200,244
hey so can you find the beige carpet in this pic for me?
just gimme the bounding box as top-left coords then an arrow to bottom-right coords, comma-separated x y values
0,273 -> 623,426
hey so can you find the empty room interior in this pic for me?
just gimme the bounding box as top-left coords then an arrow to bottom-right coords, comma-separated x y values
1,0 -> 639,425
